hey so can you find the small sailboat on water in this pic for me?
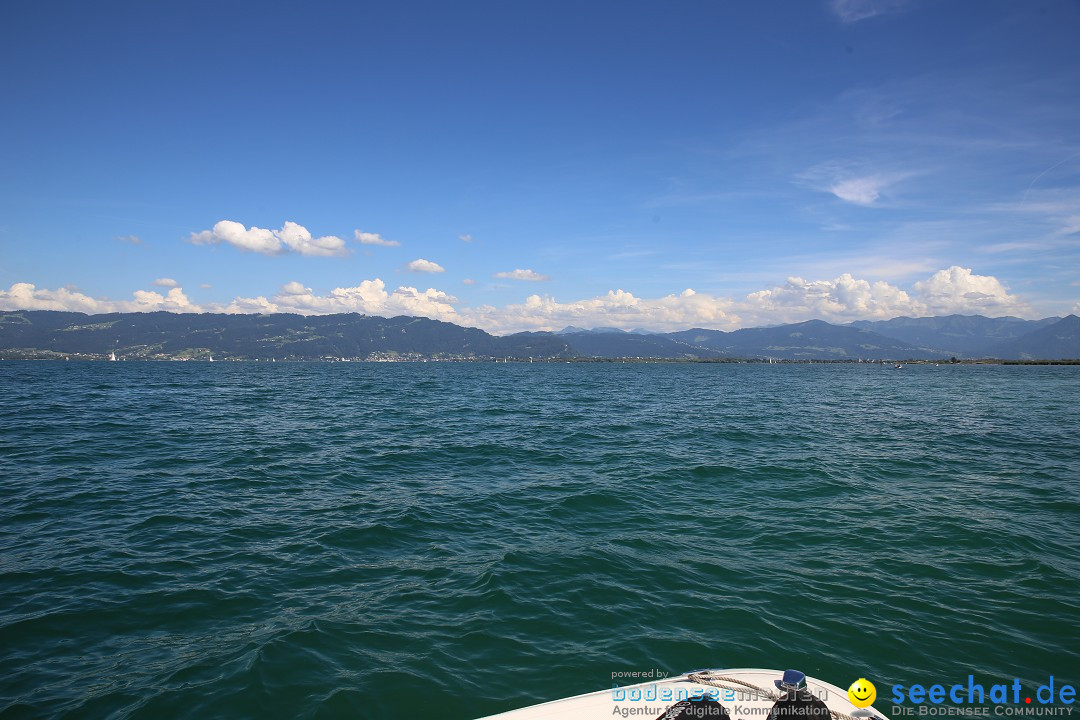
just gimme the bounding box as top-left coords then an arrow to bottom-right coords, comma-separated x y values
109,351 -> 117,362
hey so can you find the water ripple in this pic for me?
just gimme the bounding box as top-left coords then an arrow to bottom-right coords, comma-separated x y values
0,362 -> 1078,718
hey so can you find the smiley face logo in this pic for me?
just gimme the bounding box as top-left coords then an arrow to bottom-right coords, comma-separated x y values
848,678 -> 877,708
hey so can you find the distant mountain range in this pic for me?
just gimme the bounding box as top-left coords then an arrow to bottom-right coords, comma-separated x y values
0,311 -> 569,361
848,314 -> 1062,356
536,314 -> 1079,360
1,310 -> 1078,361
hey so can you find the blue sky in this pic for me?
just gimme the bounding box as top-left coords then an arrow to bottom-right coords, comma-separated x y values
1,0 -> 1078,332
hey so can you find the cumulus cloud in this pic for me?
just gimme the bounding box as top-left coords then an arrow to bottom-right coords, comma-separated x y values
740,266 -> 1028,324
355,230 -> 400,247
1,266 -> 1035,332
277,222 -> 348,256
0,283 -> 104,313
153,278 -> 179,287
742,273 -> 919,324
223,279 -> 459,322
219,294 -> 279,314
189,220 -> 277,253
0,283 -> 201,314
912,266 -> 1029,316
280,280 -> 310,296
188,220 -> 348,257
464,288 -> 738,334
407,258 -> 445,273
494,268 -> 550,281
129,288 -> 201,311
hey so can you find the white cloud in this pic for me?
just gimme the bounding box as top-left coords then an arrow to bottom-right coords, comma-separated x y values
407,258 -> 445,273
220,294 -> 279,314
798,162 -> 914,207
188,220 -> 348,257
200,283 -> 213,289
829,175 -> 891,206
1002,189 -> 1080,239
742,273 -> 919,324
0,266 -> 1036,332
276,221 -> 348,256
979,241 -> 1048,254
223,279 -> 459,322
189,220 -> 278,253
0,283 -> 201,314
740,266 -> 1029,324
459,234 -> 474,243
463,288 -> 738,334
1055,215 -> 1080,236
355,230 -> 400,247
129,288 -> 201,312
462,278 -> 477,285
116,235 -> 141,244
494,268 -> 551,281
829,0 -> 912,24
0,283 -> 104,313
912,266 -> 1029,316
280,280 -> 310,296
153,278 -> 179,287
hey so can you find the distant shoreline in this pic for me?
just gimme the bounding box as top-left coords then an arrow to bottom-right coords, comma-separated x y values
4,310 -> 1077,364
2,353 -> 1078,365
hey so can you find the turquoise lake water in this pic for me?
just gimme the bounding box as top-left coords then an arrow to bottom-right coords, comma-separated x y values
1,362 -> 1078,718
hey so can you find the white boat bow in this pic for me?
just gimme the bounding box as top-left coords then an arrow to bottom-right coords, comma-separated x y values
477,667 -> 887,720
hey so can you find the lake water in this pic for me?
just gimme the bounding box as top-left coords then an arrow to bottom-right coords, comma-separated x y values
1,362 -> 1077,718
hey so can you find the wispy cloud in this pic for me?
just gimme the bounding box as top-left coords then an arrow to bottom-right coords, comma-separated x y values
979,241 -> 1052,255
459,233 -> 474,243
152,278 -> 178,287
355,230 -> 400,247
829,175 -> 890,206
116,235 -> 141,244
494,269 -> 550,281
829,0 -> 913,24
607,249 -> 662,261
642,190 -> 766,209
991,187 -> 1080,240
798,162 -> 914,207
